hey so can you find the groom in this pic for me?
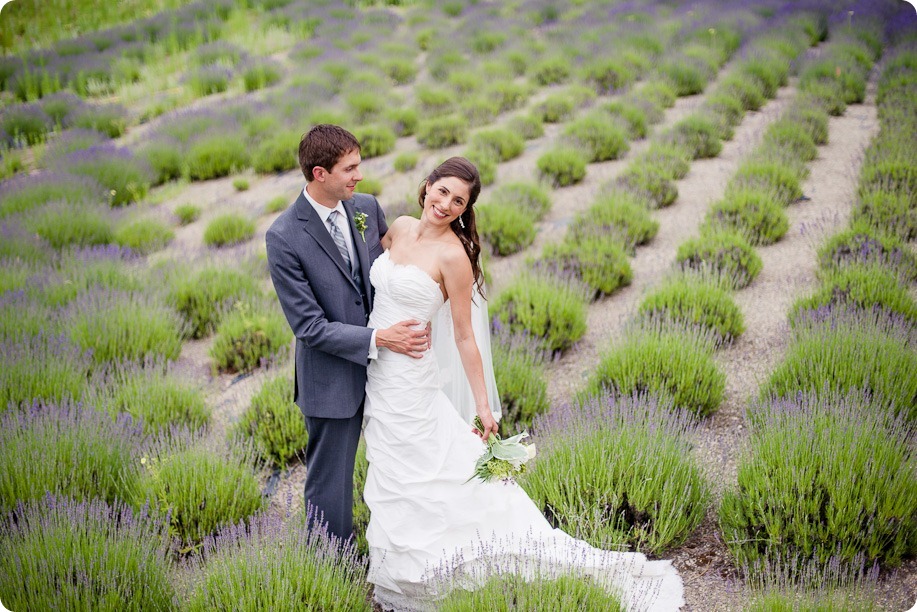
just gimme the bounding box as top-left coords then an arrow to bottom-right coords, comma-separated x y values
265,124 -> 429,541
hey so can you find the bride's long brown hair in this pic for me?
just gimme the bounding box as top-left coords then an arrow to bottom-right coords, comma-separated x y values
417,157 -> 485,296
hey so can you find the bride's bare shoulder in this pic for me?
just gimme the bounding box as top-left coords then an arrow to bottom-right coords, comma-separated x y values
389,215 -> 418,234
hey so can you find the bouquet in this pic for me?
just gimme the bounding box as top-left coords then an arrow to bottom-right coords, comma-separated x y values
467,415 -> 536,484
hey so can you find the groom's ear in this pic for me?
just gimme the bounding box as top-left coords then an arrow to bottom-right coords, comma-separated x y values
312,166 -> 327,182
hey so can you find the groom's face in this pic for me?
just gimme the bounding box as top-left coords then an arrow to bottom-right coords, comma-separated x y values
319,148 -> 363,203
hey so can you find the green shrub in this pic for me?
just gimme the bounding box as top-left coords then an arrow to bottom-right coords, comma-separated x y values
186,135 -> 250,181
234,374 -> 307,467
463,146 -> 497,185
635,142 -> 691,180
91,360 -> 209,432
491,273 -> 589,354
458,95 -> 500,127
570,189 -> 658,249
71,104 -> 128,138
490,327 -> 549,437
657,58 -> 708,95
0,402 -> 146,513
385,106 -> 418,136
0,171 -> 104,218
393,152 -> 418,172
476,204 -> 535,256
583,324 -> 725,417
704,91 -> 745,133
762,307 -> 917,419
581,56 -> 634,94
638,276 -> 745,344
851,189 -> 917,241
530,55 -> 570,85
564,113 -> 629,162
632,79 -> 677,110
203,213 -> 256,247
0,496 -> 174,612
354,124 -> 396,158
351,439 -> 370,556
720,391 -> 917,568
36,248 -> 141,309
355,177 -> 382,195
417,115 -> 466,148
416,85 -> 454,116
486,182 -> 551,219
186,65 -> 232,97
252,131 -> 299,173
534,94 -> 574,123
185,512 -> 371,611
65,290 -> 185,365
61,145 -> 151,207
615,164 -> 677,208
135,430 -> 263,544
0,334 -> 91,410
717,72 -> 766,111
760,119 -> 819,164
540,235 -> 633,298
507,114 -> 544,140
175,203 -> 201,225
382,57 -> 416,85
0,103 -> 52,146
664,115 -> 722,159
741,57 -> 786,98
731,158 -> 803,205
27,200 -> 114,249
785,99 -> 830,145
800,79 -> 847,116
440,574 -> 624,611
537,148 -> 587,187
703,188 -> 789,246
744,556 -> 880,612
602,100 -> 648,139
210,300 -> 292,374
860,156 -> 915,199
676,230 -> 762,289
232,177 -> 249,191
485,81 -> 530,112
817,222 -> 917,281
792,264 -> 917,325
241,59 -> 283,92
470,128 -> 525,162
114,218 -> 174,255
138,139 -> 183,185
522,394 -> 709,553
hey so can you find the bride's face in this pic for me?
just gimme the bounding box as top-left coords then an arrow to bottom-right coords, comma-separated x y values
423,177 -> 470,226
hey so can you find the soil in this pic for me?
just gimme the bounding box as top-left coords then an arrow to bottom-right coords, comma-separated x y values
152,58 -> 917,610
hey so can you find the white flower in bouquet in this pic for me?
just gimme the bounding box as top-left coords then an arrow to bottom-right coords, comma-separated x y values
467,415 -> 537,484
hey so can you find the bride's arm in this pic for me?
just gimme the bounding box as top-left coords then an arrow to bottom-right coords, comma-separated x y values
442,247 -> 499,440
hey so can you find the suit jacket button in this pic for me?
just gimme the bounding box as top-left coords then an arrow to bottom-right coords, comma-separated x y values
355,299 -> 362,305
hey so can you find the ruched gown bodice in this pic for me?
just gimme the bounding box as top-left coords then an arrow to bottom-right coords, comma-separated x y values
363,252 -> 684,611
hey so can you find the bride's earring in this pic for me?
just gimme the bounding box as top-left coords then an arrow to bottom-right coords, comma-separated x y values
458,216 -> 465,229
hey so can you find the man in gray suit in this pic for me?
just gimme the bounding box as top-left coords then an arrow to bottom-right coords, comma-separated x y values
265,124 -> 429,541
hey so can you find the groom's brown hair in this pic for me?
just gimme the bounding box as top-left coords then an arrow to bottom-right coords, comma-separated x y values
299,124 -> 361,182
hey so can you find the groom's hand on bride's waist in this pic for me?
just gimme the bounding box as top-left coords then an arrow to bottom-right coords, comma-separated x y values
375,320 -> 431,359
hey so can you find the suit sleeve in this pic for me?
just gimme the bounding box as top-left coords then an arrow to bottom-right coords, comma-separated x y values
266,228 -> 374,366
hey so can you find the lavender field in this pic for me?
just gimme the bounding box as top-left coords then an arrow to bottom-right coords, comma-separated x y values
1,0 -> 915,609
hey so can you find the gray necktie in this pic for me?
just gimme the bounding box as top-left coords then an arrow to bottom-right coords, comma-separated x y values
327,210 -> 351,271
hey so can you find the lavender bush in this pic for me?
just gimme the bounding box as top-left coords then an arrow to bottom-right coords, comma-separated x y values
490,326 -> 549,437
0,170 -> 105,217
166,262 -> 261,338
184,510 -> 370,610
720,391 -> 917,568
0,495 -> 175,611
522,393 -> 710,553
0,401 -> 148,513
209,299 -> 292,374
233,373 -> 307,467
135,427 -> 263,545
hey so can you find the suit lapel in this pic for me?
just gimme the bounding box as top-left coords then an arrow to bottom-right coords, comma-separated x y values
295,192 -> 358,292
343,198 -> 371,304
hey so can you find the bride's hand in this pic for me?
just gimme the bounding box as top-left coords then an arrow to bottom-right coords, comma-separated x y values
473,408 -> 499,441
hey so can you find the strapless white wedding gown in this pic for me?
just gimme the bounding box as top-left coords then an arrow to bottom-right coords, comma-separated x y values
363,251 -> 684,611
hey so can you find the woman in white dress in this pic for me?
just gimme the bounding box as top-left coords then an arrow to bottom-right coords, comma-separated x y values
362,157 -> 684,611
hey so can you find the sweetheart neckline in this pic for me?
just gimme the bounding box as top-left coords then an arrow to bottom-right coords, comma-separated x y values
380,251 -> 444,300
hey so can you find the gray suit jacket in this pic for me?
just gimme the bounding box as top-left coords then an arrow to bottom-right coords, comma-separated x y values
265,191 -> 388,419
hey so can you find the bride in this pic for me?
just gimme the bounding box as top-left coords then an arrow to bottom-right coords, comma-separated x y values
362,157 -> 684,611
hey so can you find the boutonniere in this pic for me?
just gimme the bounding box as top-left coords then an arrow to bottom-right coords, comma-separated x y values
354,212 -> 367,242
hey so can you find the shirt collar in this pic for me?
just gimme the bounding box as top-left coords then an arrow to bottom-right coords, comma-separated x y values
303,186 -> 344,224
